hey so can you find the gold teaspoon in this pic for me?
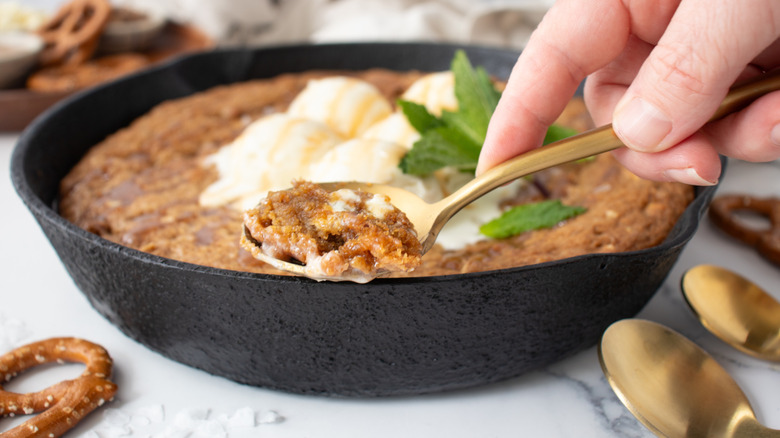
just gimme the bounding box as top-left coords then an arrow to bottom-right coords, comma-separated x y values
247,70 -> 780,280
682,264 -> 780,362
599,319 -> 780,438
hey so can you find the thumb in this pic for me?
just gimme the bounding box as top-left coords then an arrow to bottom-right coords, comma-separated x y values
612,0 -> 780,153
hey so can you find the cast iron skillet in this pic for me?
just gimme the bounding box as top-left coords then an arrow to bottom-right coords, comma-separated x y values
11,43 -> 719,397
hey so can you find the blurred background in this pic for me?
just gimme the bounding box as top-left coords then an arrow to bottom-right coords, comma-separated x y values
6,0 -> 554,49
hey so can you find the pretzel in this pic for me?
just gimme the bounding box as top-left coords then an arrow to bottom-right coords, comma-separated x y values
709,194 -> 780,266
36,0 -> 111,67
0,337 -> 117,438
27,53 -> 150,92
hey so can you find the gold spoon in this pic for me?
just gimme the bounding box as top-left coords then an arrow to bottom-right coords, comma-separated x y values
247,70 -> 780,279
599,318 -> 780,438
682,264 -> 780,362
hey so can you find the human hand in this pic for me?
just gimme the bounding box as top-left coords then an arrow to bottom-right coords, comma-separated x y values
476,0 -> 780,185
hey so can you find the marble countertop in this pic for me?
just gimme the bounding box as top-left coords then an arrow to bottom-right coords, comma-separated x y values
2,132 -> 779,437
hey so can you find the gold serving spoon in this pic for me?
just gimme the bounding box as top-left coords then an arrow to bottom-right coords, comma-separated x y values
247,70 -> 780,279
682,264 -> 780,362
599,319 -> 780,438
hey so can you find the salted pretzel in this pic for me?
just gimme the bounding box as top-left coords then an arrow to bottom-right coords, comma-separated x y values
36,0 -> 111,66
709,194 -> 780,266
0,337 -> 117,438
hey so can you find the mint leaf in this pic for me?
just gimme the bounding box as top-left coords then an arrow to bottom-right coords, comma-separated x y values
399,50 -> 580,176
399,50 -> 501,176
399,127 -> 480,175
397,100 -> 443,133
479,200 -> 587,239
439,109 -> 484,149
450,50 -> 500,141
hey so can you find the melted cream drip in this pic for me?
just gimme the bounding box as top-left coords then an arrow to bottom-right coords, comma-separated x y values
199,114 -> 343,209
364,194 -> 395,220
328,189 -> 361,212
288,76 -> 392,138
309,138 -> 406,183
401,71 -> 457,116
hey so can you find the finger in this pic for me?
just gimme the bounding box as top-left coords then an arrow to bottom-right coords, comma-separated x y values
477,0 -> 632,174
584,0 -> 683,125
584,35 -> 655,125
588,4 -> 780,123
612,131 -> 722,184
612,0 -> 780,154
702,89 -> 780,162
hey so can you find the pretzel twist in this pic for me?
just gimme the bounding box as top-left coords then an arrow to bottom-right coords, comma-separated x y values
0,337 -> 117,438
36,0 -> 111,66
709,194 -> 780,266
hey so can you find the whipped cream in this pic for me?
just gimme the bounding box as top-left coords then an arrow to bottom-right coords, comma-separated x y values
309,138 -> 406,184
308,138 -> 443,203
364,193 -> 396,220
361,112 -> 420,149
327,189 -> 396,220
199,114 -> 343,209
401,71 -> 457,116
361,72 -> 456,149
328,188 -> 362,212
435,180 -> 526,250
287,76 -> 393,138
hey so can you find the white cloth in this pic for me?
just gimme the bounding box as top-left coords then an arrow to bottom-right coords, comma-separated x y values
109,0 -> 553,48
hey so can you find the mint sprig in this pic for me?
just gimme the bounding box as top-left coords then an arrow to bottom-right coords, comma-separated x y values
399,51 -> 588,239
449,49 -> 501,144
479,200 -> 587,239
398,50 -> 490,175
399,50 -> 580,176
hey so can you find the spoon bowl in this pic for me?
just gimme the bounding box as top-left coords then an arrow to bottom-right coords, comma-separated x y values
599,319 -> 779,438
682,264 -> 780,362
247,70 -> 780,280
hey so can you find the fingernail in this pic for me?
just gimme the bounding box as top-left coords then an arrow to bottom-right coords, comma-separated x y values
613,97 -> 672,152
771,123 -> 780,147
663,168 -> 717,186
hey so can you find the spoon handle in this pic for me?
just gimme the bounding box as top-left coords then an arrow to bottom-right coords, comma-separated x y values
437,69 -> 780,226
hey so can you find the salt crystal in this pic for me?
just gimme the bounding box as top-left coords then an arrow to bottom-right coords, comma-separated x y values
191,419 -> 226,438
154,427 -> 190,438
173,408 -> 209,429
98,424 -> 133,438
134,404 -> 165,424
131,414 -> 151,427
224,407 -> 255,428
103,408 -> 132,426
0,314 -> 32,351
258,410 -> 284,424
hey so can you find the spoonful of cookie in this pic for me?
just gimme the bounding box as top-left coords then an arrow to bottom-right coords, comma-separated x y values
243,70 -> 780,283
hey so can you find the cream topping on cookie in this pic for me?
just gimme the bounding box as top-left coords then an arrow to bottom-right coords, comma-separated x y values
287,76 -> 393,138
401,71 -> 457,116
200,114 -> 343,209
